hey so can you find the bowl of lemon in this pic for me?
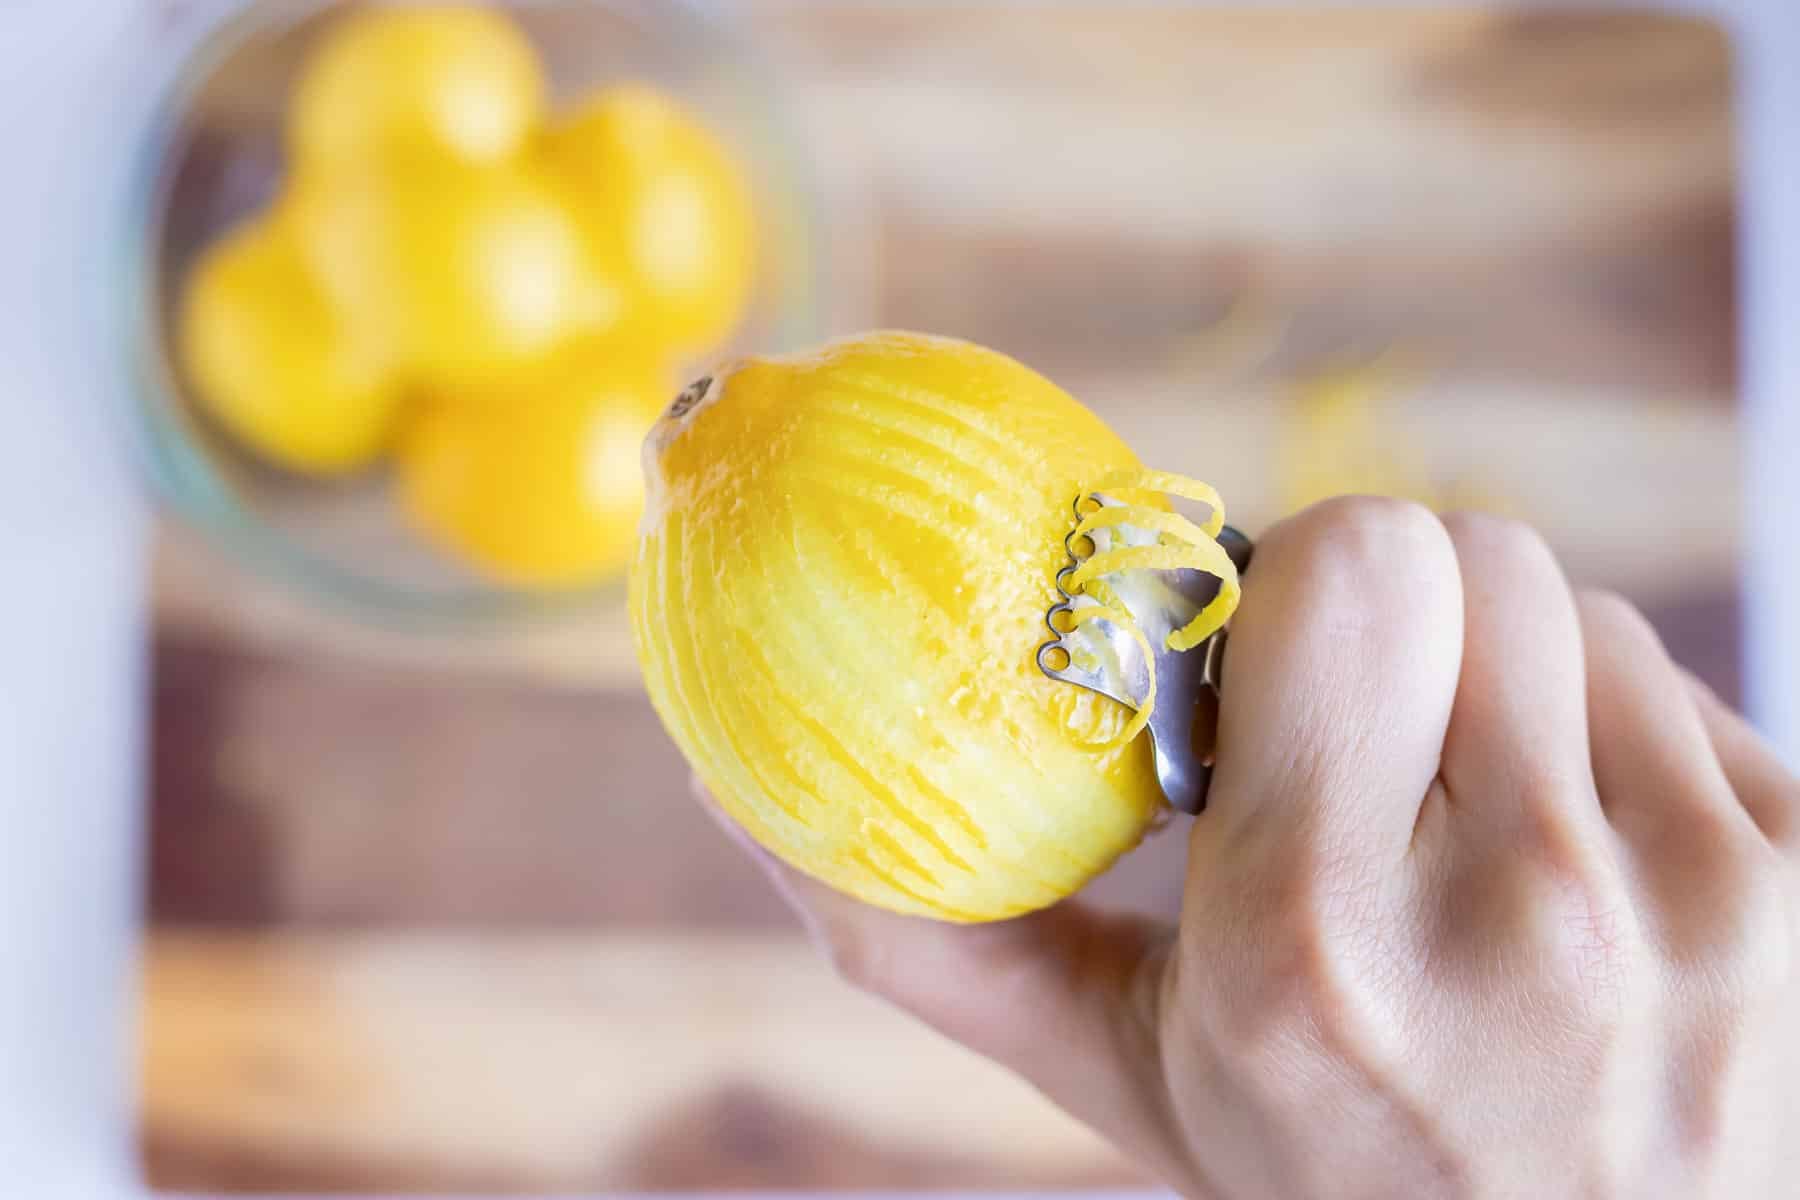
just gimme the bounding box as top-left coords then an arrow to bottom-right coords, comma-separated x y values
127,0 -> 826,621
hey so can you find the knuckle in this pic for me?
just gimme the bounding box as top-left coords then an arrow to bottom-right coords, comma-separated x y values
1576,588 -> 1661,648
1749,770 -> 1800,852
1211,864 -> 1373,1066
1700,850 -> 1794,999
1298,495 -> 1447,568
1576,587 -> 1648,632
1515,783 -> 1613,884
1440,510 -> 1553,572
1647,802 -> 1793,984
1277,496 -> 1457,615
1213,942 -> 1341,1075
1664,864 -> 1793,1160
1554,889 -> 1637,1019
1506,825 -> 1640,1017
1773,776 -> 1800,847
1313,841 -> 1393,935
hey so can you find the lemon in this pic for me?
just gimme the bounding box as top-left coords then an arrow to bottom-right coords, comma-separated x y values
291,158 -> 624,385
631,332 -> 1193,922
544,85 -> 756,355
178,216 -> 401,475
289,3 -> 544,171
398,339 -> 669,587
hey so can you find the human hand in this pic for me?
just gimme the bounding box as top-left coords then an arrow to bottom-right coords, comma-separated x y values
701,497 -> 1800,1198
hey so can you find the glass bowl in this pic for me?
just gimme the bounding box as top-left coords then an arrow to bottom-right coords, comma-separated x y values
122,0 -> 828,627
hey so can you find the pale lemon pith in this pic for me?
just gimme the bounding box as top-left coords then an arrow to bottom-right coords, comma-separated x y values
291,158 -> 622,385
178,216 -> 400,475
630,332 -> 1185,922
289,3 -> 545,171
543,85 -> 756,354
398,339 -> 669,587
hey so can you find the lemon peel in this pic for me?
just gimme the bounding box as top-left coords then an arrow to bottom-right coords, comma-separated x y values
1058,477 -> 1241,751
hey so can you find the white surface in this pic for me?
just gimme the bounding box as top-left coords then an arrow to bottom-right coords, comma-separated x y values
0,2 -> 151,1197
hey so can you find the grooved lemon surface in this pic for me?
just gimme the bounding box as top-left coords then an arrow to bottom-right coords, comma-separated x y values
630,332 -> 1164,922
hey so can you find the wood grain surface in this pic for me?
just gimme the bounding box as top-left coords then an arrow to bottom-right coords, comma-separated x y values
142,931 -> 1144,1193
142,7 -> 1740,1192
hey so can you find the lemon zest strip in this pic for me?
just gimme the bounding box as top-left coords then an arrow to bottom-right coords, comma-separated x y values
1086,469 -> 1225,538
1074,503 -> 1219,554
1067,539 -> 1241,649
1055,470 -> 1242,753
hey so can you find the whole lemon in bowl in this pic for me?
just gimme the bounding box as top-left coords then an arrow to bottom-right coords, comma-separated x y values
289,2 -> 545,171
397,338 -> 670,587
178,215 -> 401,475
131,0 -> 832,621
543,84 -> 756,355
290,157 -> 625,386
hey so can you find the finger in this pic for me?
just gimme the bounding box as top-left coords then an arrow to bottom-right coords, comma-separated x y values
1682,672 -> 1800,846
692,778 -> 1204,1192
1209,496 -> 1463,848
1438,513 -> 1596,841
1577,590 -> 1743,834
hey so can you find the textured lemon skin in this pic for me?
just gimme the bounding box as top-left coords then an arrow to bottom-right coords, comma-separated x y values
630,332 -> 1163,922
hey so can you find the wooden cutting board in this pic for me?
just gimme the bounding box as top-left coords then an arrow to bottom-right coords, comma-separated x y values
142,7 -> 1739,1192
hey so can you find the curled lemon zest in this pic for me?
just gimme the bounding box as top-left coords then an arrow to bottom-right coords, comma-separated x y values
1086,469 -> 1225,538
1068,541 -> 1239,612
1057,470 -> 1241,752
1072,540 -> 1239,655
1074,503 -> 1218,554
1080,575 -> 1125,611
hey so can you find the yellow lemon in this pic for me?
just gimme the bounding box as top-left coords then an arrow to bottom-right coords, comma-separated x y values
544,85 -> 756,354
630,332 -> 1244,922
178,215 -> 401,475
289,3 -> 544,171
291,159 -> 624,385
398,339 -> 669,587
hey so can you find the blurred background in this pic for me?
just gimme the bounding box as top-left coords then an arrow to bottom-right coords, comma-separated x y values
133,3 -> 1739,1193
